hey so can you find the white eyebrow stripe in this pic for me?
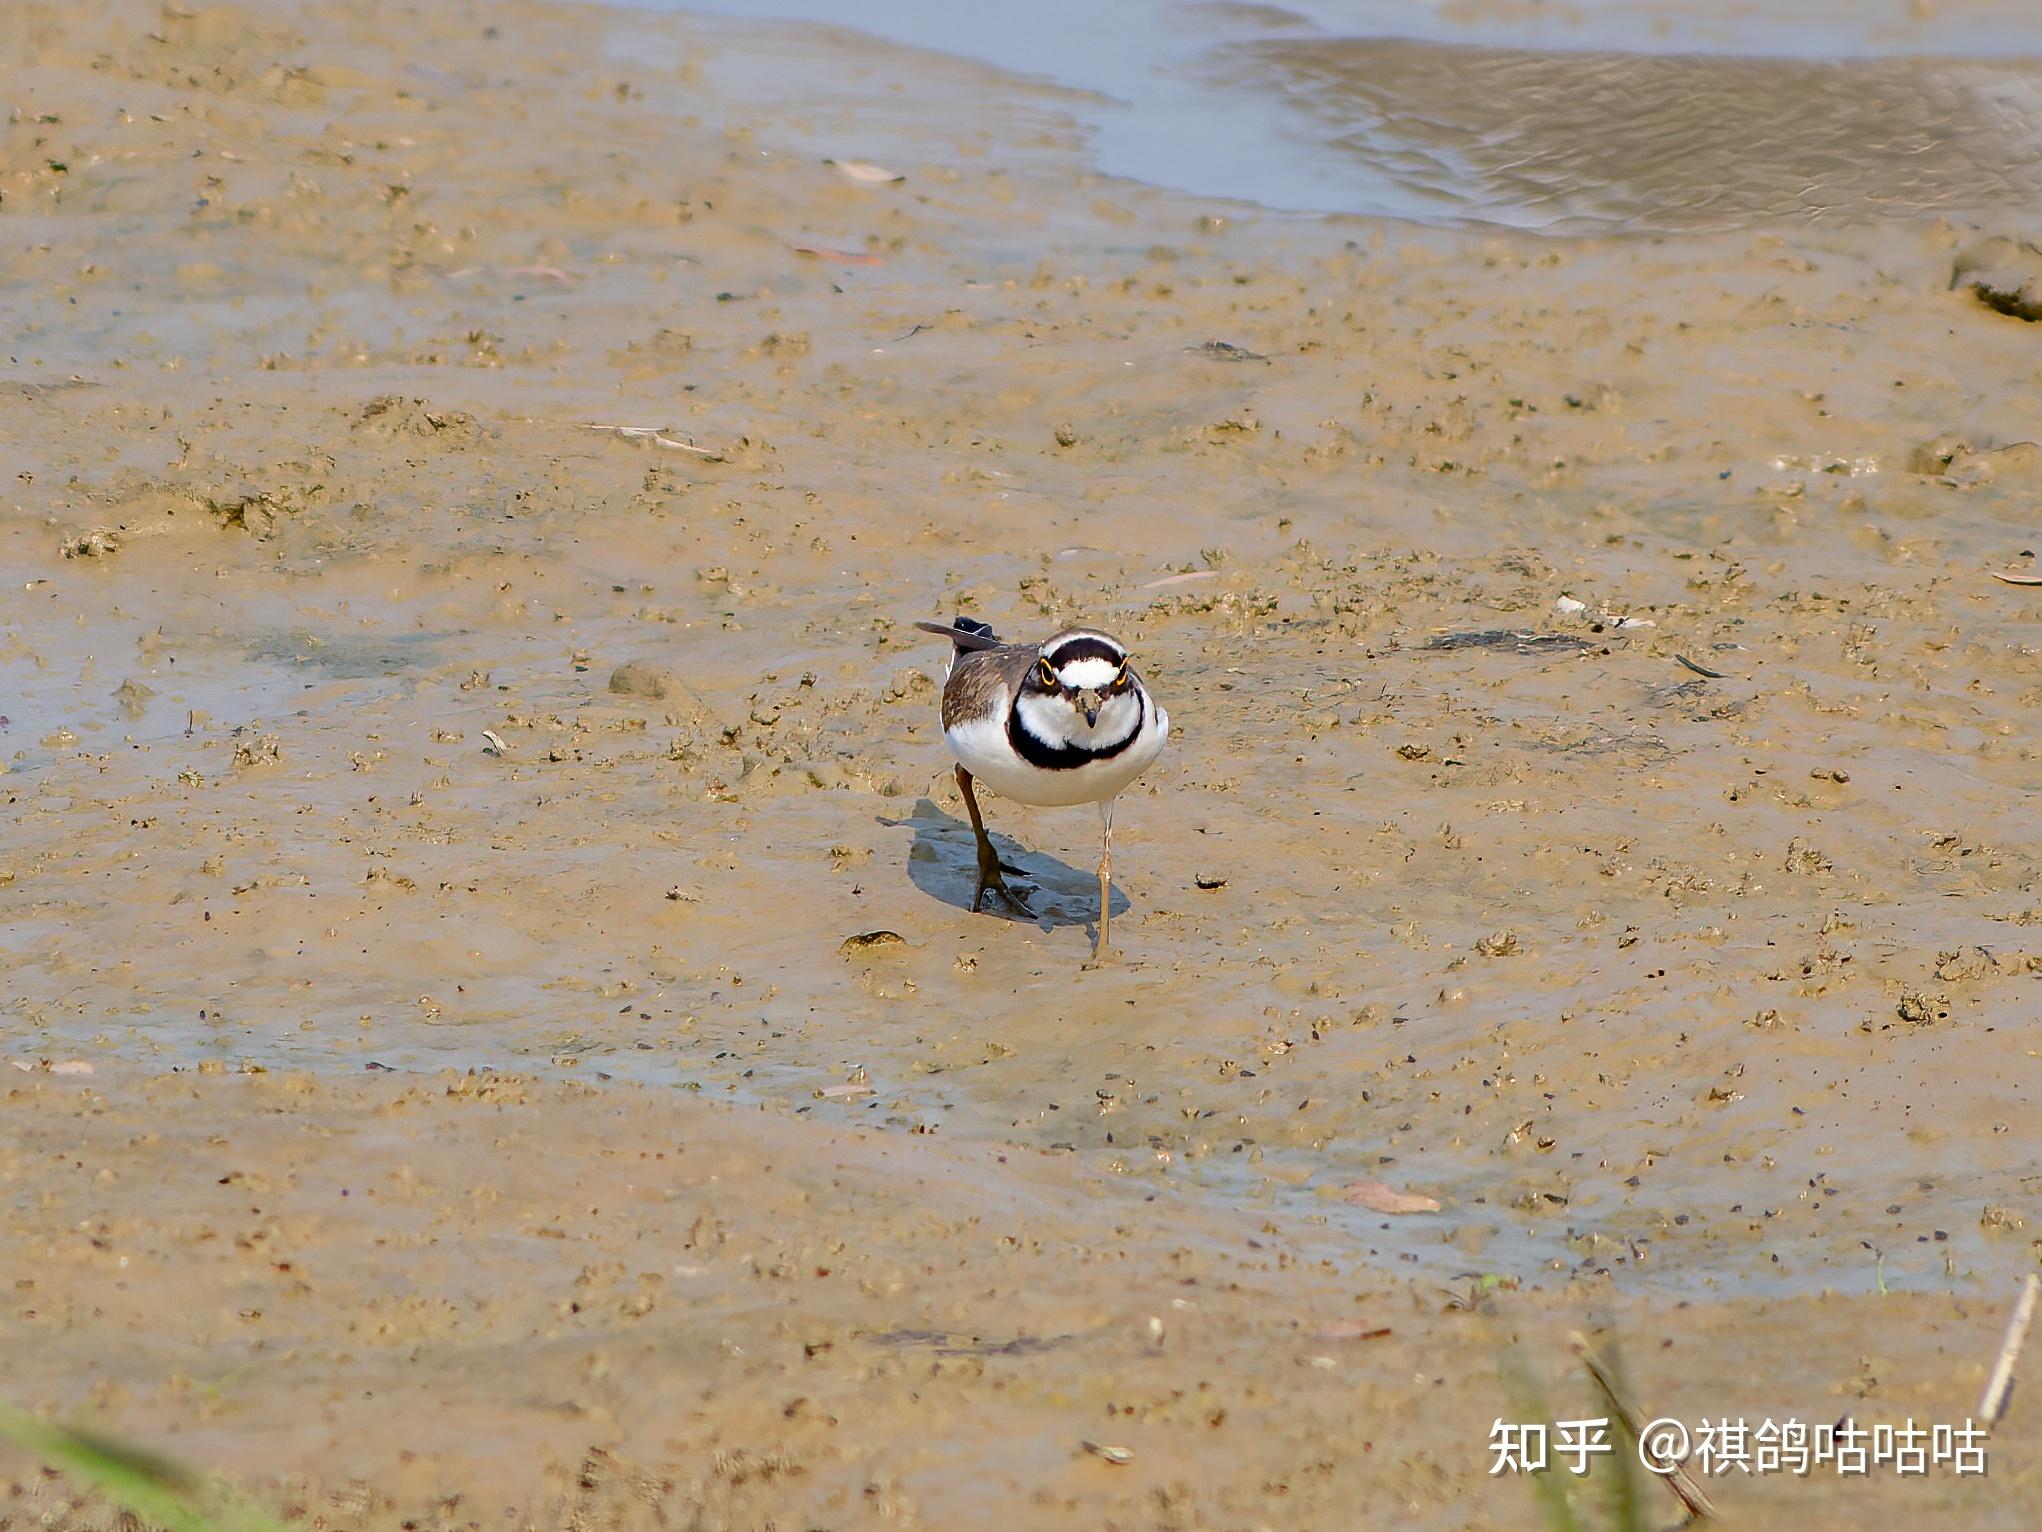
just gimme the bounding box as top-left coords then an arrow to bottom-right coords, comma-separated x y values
1055,657 -> 1122,689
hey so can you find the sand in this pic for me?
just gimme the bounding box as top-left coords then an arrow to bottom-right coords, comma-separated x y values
1,0 -> 2038,1526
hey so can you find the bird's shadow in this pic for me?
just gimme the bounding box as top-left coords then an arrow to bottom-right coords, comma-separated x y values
884,798 -> 1130,930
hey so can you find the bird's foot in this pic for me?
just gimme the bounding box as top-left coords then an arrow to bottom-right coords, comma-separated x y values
972,847 -> 1031,914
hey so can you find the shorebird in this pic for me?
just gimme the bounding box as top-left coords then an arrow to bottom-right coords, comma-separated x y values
915,616 -> 1169,961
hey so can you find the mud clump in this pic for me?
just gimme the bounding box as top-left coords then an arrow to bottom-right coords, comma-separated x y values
60,475 -> 325,550
113,678 -> 155,718
353,394 -> 482,442
230,733 -> 283,770
1895,991 -> 1950,1025
58,480 -> 207,557
61,528 -> 123,558
608,661 -> 680,700
839,930 -> 907,955
207,488 -> 291,537
1951,234 -> 2042,320
1907,433 -> 2042,486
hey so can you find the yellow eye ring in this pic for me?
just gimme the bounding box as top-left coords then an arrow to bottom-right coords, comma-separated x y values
1037,659 -> 1058,688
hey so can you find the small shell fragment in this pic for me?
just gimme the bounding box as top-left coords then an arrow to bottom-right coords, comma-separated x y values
480,729 -> 509,755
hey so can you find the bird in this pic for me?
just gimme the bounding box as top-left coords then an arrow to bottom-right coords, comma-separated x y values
913,615 -> 1169,961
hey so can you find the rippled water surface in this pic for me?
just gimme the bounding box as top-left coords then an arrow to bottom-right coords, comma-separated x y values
659,0 -> 2042,228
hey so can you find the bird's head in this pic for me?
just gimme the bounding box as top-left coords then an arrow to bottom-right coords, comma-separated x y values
1027,630 -> 1136,730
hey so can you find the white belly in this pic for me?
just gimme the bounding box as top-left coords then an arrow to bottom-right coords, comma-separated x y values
946,704 -> 1168,808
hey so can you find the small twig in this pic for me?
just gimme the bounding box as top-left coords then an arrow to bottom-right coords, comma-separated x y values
1571,1332 -> 1717,1522
1675,653 -> 1725,679
1978,1273 -> 2041,1430
570,422 -> 727,460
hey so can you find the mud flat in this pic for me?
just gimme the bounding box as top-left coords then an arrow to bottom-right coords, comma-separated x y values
1,0 -> 2038,1526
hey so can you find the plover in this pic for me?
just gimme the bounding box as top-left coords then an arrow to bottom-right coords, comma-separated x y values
914,616 -> 1169,960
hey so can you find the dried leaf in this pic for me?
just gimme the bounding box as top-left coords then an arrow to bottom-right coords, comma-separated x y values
1341,1177 -> 1440,1214
829,159 -> 903,184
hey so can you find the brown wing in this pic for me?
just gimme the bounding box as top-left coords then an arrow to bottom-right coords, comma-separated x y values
941,644 -> 1037,731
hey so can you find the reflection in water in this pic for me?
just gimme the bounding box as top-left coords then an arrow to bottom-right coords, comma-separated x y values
1212,39 -> 2042,232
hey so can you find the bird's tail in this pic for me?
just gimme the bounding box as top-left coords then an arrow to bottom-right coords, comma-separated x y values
913,616 -> 1002,655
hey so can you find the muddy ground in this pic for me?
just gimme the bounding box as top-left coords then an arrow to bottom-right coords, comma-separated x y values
1,0 -> 2038,1526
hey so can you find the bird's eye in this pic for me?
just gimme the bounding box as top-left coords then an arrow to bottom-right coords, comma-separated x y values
1037,659 -> 1057,688
1113,664 -> 1130,690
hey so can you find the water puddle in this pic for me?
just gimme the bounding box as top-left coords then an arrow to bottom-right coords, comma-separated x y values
652,0 -> 2042,228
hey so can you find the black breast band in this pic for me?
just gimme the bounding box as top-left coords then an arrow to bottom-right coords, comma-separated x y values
1007,691 -> 1144,771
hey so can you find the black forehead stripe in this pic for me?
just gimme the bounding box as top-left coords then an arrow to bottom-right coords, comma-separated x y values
1046,636 -> 1124,668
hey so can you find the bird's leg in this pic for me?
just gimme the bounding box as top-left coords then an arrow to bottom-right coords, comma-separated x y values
1091,798 -> 1116,962
956,765 -> 1026,913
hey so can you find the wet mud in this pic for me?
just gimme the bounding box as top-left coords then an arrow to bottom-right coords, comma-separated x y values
2,0 -> 2039,1525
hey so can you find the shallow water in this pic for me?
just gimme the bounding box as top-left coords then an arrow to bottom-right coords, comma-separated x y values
661,0 -> 2042,227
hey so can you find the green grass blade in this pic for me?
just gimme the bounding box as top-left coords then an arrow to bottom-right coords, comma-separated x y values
1589,1343 -> 1651,1532
1495,1347 -> 1588,1532
0,1403 -> 292,1532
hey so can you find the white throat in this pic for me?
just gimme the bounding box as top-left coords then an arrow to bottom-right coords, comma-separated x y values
1015,687 -> 1142,749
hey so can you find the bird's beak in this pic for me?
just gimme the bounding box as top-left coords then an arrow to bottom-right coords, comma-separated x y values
1077,689 -> 1102,727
